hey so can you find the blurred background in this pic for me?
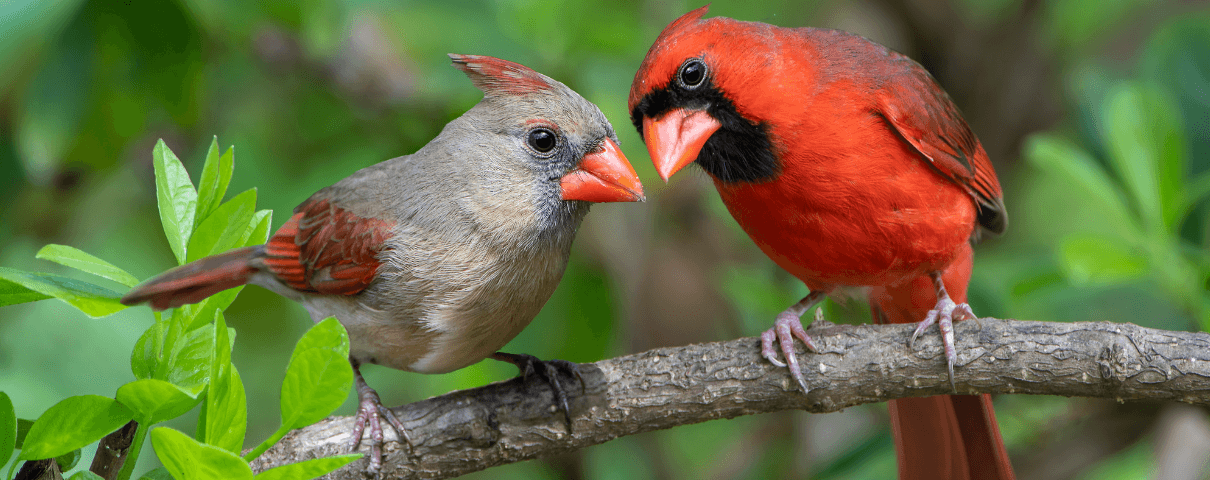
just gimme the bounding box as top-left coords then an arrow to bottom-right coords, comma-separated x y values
2,0 -> 1208,478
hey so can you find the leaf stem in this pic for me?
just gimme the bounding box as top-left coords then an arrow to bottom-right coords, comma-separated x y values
243,425 -> 289,462
113,421 -> 146,480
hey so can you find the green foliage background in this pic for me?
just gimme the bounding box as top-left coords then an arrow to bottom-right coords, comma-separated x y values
1,0 -> 1208,478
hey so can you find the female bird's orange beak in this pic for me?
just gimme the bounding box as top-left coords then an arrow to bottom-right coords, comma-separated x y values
560,138 -> 645,203
642,108 -> 721,182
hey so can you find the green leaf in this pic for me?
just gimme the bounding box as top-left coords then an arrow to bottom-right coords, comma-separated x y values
1041,0 -> 1147,55
116,379 -> 203,425
181,286 -> 245,332
55,447 -> 81,471
154,139 -> 199,265
0,276 -> 53,307
0,392 -> 15,468
254,454 -> 362,480
150,427 -> 253,480
19,395 -> 133,460
0,267 -> 126,318
137,467 -> 174,480
243,210 -> 273,247
15,418 -> 32,449
200,312 -> 246,453
132,320 -> 169,380
280,318 -> 352,430
35,244 -> 140,288
196,138 -> 235,224
1101,82 -> 1187,233
1186,171 -> 1210,208
163,323 -> 216,391
69,471 -> 105,480
187,188 -> 256,263
1058,234 -> 1149,285
213,312 -> 234,373
201,367 -> 246,454
133,314 -> 216,391
1025,134 -> 1142,239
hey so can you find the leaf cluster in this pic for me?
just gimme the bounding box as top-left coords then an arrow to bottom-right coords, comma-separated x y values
1,140 -> 359,479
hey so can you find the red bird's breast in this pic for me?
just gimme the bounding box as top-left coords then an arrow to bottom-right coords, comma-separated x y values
714,108 -> 976,292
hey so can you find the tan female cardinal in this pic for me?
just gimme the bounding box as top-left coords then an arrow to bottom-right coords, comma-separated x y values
122,54 -> 643,475
629,7 -> 1012,480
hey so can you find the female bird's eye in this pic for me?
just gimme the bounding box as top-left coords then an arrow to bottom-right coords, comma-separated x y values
678,59 -> 707,89
527,128 -> 557,154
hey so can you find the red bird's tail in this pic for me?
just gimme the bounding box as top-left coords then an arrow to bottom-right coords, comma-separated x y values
869,244 -> 1015,480
120,246 -> 262,310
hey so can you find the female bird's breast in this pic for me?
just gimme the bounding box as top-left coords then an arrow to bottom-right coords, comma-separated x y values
345,220 -> 573,375
714,103 -> 976,291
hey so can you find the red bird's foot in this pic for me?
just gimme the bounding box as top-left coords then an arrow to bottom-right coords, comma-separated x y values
491,352 -> 584,432
760,292 -> 825,393
909,275 -> 976,392
350,361 -> 412,478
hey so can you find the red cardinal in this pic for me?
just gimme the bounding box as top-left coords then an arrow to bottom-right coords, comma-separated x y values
629,7 -> 1012,480
123,54 -> 643,475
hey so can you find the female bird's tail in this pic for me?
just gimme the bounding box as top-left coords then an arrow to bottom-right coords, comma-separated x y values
869,244 -> 1015,480
120,246 -> 262,310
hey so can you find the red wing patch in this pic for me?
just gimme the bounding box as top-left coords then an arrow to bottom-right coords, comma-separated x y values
263,199 -> 394,295
879,68 -> 1007,234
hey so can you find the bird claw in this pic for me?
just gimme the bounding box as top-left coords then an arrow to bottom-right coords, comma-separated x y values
760,309 -> 820,394
492,352 -> 583,432
350,365 -> 412,478
909,293 -> 974,393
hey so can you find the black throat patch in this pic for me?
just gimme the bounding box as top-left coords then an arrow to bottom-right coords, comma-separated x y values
631,78 -> 779,184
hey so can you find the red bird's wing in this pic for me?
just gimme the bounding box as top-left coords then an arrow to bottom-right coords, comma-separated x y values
877,68 -> 1007,235
262,198 -> 395,295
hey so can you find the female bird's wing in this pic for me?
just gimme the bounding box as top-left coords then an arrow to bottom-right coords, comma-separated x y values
263,197 -> 395,295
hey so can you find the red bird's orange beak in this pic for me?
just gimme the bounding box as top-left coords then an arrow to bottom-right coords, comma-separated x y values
560,138 -> 645,203
642,108 -> 722,182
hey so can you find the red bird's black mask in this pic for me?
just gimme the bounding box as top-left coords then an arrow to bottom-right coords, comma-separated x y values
629,58 -> 781,185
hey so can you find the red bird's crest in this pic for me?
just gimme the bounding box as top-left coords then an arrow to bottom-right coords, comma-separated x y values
449,54 -> 557,97
628,5 -> 710,109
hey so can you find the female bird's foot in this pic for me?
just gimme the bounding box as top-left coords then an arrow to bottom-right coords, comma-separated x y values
491,352 -> 584,432
350,362 -> 411,478
760,291 -> 826,393
909,275 -> 975,392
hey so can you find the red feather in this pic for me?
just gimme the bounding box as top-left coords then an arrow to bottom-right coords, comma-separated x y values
878,73 -> 1006,234
120,247 -> 259,310
264,199 -> 394,295
449,54 -> 558,97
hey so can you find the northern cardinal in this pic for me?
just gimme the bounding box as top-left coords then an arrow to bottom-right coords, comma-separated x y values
629,7 -> 1012,480
122,54 -> 644,475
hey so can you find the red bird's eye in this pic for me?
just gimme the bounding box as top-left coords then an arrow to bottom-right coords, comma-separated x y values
527,128 -> 557,154
678,59 -> 707,89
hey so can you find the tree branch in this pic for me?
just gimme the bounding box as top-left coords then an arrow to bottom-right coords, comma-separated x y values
89,420 -> 137,480
248,318 -> 1210,479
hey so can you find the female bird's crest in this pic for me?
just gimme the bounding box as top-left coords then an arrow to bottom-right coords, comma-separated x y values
449,54 -> 558,97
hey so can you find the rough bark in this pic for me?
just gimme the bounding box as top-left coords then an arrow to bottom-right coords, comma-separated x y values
14,459 -> 61,480
248,318 -> 1210,479
88,420 -> 137,480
